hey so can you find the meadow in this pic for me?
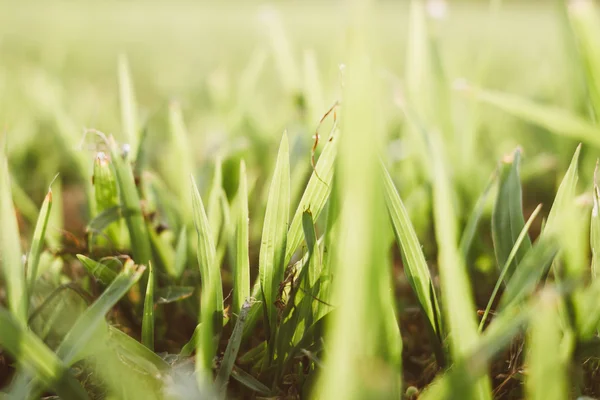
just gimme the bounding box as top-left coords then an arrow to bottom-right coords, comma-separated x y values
1,1 -> 600,399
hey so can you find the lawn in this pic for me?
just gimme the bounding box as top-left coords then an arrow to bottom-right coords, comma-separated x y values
1,1 -> 600,399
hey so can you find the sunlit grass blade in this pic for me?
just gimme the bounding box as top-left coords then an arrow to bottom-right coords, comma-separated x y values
316,6 -> 402,395
284,127 -> 337,265
464,85 -> 600,147
526,289 -> 568,400
492,149 -> 531,283
167,101 -> 194,222
56,259 -> 146,365
592,162 -> 600,279
0,307 -> 89,399
208,157 -> 223,246
258,132 -> 290,362
429,132 -> 492,399
0,150 -> 28,325
232,160 -> 250,314
142,261 -> 155,350
499,235 -> 559,310
118,54 -> 140,161
76,254 -> 118,285
567,0 -> 600,119
27,185 -> 53,293
479,203 -> 542,331
191,175 -> 224,384
382,162 -> 443,342
216,299 -> 254,399
108,136 -> 152,266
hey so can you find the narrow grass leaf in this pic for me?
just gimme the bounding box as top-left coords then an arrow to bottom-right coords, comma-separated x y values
430,132 -> 492,399
284,129 -> 337,265
258,132 -> 290,356
27,187 -> 52,293
526,289 -> 568,400
382,162 -> 442,340
492,149 -> 531,283
232,160 -> 250,314
107,325 -> 169,373
76,254 -> 118,285
108,136 -> 152,265
142,261 -> 155,350
480,203 -> 542,331
0,307 -> 89,399
0,151 -> 27,325
230,366 -> 272,396
466,85 -> 600,147
216,299 -> 254,399
56,259 -> 145,365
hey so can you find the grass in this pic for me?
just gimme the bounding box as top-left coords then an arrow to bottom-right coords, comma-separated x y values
3,0 -> 600,399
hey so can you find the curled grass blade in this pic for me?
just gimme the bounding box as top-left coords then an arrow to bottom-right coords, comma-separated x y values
76,254 -> 118,285
492,149 -> 531,283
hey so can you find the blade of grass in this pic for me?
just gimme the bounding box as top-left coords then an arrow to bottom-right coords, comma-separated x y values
429,132 -> 492,399
232,160 -> 250,315
382,161 -> 442,341
479,203 -> 542,331
142,261 -> 155,350
592,161 -> 600,279
492,149 -> 531,283
155,286 -> 194,304
108,135 -> 152,266
526,289 -> 568,400
464,85 -> 600,147
0,307 -> 89,399
174,227 -> 188,279
76,254 -> 118,285
215,299 -> 254,399
191,175 -> 224,385
0,149 -> 27,325
258,132 -> 290,365
56,259 -> 146,365
27,185 -> 53,294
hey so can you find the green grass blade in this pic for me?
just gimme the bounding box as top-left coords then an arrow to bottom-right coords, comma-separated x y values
230,366 -> 272,396
429,132 -> 492,399
592,162 -> 600,279
499,235 -> 559,310
76,254 -> 118,285
208,157 -> 223,246
0,150 -> 27,325
108,136 -> 152,266
191,175 -> 224,384
56,259 -> 146,365
545,144 -> 581,234
382,162 -> 442,340
10,177 -> 40,226
0,307 -> 89,399
258,132 -> 290,359
526,289 -> 568,400
142,261 -> 155,350
479,203 -> 542,331
567,0 -> 600,119
215,299 -> 254,399
284,127 -> 337,265
27,186 -> 52,293
92,151 -> 123,247
108,325 -> 169,372
465,85 -> 600,147
232,160 -> 250,315
118,54 -> 140,161
492,149 -> 532,283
